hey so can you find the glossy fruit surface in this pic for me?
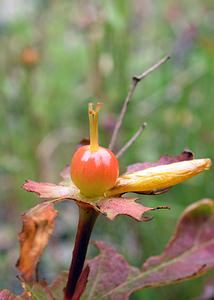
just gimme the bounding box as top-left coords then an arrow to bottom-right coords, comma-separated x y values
71,145 -> 119,197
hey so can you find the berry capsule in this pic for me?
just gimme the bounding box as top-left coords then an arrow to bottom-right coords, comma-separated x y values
70,103 -> 119,198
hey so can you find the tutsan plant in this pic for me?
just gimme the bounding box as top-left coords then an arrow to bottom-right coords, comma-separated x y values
1,56 -> 213,300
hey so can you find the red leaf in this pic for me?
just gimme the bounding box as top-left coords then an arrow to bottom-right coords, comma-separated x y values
98,197 -> 169,221
16,203 -> 58,282
143,199 -> 214,274
81,199 -> 214,299
82,241 -> 140,300
126,149 -> 194,173
23,180 -> 79,200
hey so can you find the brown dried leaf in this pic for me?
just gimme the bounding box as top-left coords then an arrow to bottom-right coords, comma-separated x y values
98,197 -> 169,221
106,158 -> 211,196
126,150 -> 194,173
16,203 -> 58,282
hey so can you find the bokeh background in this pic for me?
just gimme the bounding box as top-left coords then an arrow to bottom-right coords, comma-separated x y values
0,0 -> 214,299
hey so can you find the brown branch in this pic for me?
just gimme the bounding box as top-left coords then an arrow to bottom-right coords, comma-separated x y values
109,55 -> 170,151
116,123 -> 147,159
64,207 -> 99,300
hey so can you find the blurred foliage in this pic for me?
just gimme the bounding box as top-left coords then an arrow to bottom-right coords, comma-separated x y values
0,0 -> 214,299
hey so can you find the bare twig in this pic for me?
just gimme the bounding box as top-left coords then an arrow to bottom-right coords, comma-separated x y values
109,55 -> 170,151
116,123 -> 147,158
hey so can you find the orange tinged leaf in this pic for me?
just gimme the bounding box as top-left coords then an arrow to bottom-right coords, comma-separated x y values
106,159 -> 211,196
16,203 -> 58,282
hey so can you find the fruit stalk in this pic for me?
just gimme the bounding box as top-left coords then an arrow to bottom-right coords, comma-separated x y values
89,102 -> 102,151
64,206 -> 99,300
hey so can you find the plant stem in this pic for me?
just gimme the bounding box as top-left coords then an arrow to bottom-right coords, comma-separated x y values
109,55 -> 170,151
64,206 -> 99,300
116,122 -> 147,158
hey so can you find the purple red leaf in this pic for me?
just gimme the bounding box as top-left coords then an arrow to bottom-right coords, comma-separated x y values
126,149 -> 194,173
2,199 -> 214,299
82,241 -> 140,300
81,199 -> 214,300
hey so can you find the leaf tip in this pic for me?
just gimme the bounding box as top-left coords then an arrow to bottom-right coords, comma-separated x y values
204,158 -> 212,170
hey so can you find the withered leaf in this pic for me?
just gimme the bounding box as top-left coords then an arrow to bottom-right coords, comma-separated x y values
16,203 -> 58,282
82,199 -> 214,300
106,158 -> 211,196
126,150 -> 194,173
126,150 -> 194,195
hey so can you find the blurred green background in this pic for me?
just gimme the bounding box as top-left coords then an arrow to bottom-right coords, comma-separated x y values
0,0 -> 214,299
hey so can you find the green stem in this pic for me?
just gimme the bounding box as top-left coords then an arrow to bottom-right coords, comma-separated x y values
64,206 -> 99,300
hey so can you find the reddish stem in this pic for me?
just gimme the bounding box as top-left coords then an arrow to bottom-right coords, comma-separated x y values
64,206 -> 99,300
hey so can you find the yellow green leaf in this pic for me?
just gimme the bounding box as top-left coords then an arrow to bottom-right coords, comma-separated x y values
106,159 -> 211,197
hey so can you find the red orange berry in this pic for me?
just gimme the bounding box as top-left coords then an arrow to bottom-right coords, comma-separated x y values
70,103 -> 119,197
